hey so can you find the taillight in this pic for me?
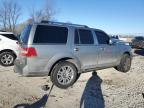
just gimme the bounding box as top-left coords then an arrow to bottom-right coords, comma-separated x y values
20,47 -> 37,57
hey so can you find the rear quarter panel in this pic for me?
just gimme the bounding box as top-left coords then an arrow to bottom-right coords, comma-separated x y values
25,26 -> 81,74
27,45 -> 69,72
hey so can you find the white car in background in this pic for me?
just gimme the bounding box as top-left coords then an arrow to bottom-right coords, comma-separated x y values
111,38 -> 130,45
0,32 -> 19,66
111,35 -> 130,46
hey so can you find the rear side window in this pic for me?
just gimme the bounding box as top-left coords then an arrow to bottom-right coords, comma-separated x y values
95,31 -> 110,44
20,25 -> 32,44
0,34 -> 18,40
33,25 -> 68,44
75,29 -> 94,44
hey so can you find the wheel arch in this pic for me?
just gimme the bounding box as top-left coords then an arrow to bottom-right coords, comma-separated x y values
123,51 -> 133,59
0,49 -> 17,58
115,51 -> 132,72
48,57 -> 81,76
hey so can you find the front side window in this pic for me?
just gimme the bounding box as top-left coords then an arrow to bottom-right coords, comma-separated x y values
33,25 -> 68,44
95,31 -> 110,44
74,29 -> 94,44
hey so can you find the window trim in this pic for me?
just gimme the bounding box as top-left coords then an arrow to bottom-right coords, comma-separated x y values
32,43 -> 67,45
74,29 -> 80,45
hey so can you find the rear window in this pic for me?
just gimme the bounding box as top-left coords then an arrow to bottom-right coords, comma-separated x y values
0,34 -> 18,40
33,25 -> 68,44
20,25 -> 32,44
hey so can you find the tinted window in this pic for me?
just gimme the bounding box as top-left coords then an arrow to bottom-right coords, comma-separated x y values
33,25 -> 68,44
95,31 -> 110,44
74,30 -> 79,44
0,34 -> 18,40
135,37 -> 144,40
20,25 -> 32,44
78,29 -> 94,44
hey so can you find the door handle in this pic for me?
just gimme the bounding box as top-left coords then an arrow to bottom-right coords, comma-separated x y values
100,47 -> 105,51
74,48 -> 79,51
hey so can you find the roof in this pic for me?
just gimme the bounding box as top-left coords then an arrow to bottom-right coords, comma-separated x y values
0,32 -> 14,34
35,21 -> 89,28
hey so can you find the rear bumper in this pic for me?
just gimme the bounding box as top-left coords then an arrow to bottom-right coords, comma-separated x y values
14,59 -> 23,74
14,66 -> 48,77
14,59 -> 48,77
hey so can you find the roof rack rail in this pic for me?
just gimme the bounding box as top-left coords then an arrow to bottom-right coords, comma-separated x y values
41,21 -> 89,28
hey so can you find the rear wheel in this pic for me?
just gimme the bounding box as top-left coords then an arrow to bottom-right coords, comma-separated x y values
115,54 -> 131,72
50,61 -> 78,89
0,52 -> 16,66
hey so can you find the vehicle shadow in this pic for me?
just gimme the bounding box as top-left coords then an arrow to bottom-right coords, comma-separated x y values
134,49 -> 144,56
13,84 -> 54,108
80,71 -> 105,108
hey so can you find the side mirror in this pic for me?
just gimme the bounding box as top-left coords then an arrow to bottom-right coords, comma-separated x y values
109,39 -> 117,45
109,39 -> 113,45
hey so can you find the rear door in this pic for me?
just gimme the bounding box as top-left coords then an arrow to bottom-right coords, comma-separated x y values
73,29 -> 98,69
94,30 -> 119,67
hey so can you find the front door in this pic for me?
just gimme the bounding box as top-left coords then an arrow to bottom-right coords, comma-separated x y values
73,29 -> 98,69
94,30 -> 119,67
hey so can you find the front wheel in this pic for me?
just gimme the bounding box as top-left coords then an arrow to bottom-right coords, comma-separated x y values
50,61 -> 78,89
115,54 -> 132,72
0,52 -> 16,67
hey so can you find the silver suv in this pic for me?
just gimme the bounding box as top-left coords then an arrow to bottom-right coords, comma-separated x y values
14,21 -> 132,89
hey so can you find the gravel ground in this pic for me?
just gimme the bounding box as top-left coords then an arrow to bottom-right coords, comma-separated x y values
0,49 -> 144,108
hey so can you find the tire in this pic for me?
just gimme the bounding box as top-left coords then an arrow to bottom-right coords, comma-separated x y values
50,61 -> 78,89
0,52 -> 16,67
115,54 -> 131,72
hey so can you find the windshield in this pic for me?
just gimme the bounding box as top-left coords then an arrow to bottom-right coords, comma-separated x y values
20,25 -> 32,44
